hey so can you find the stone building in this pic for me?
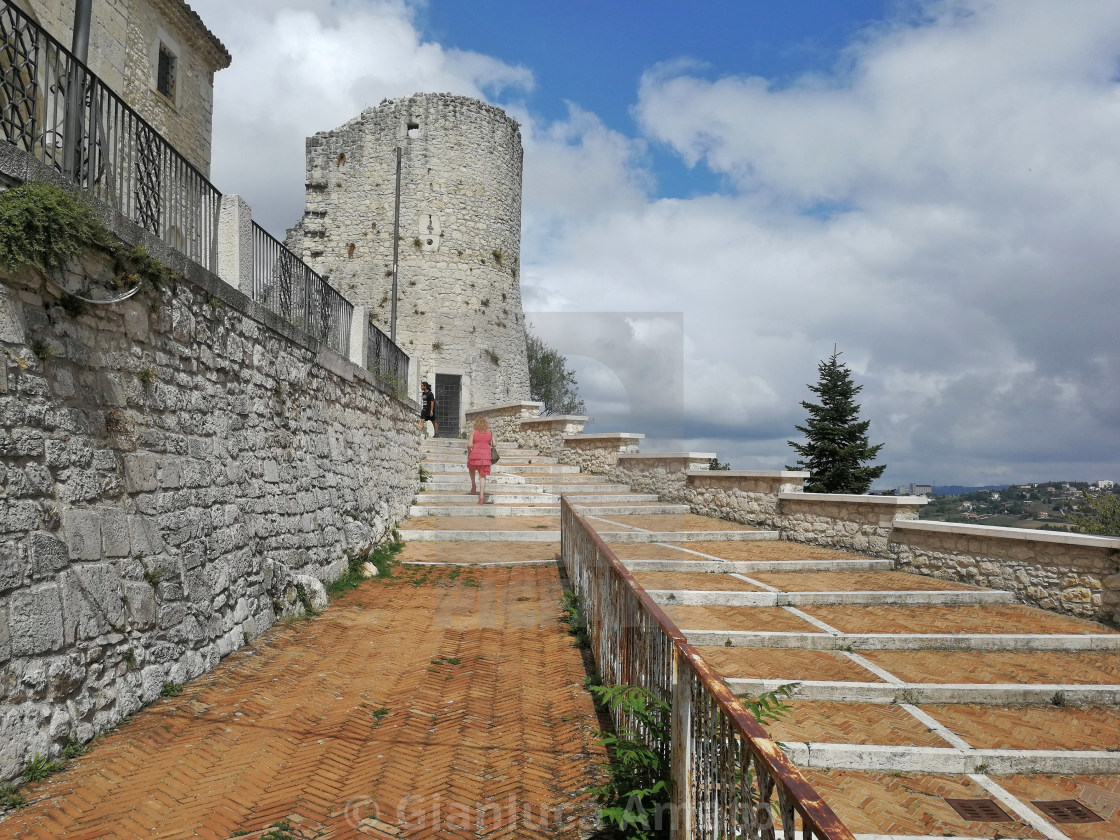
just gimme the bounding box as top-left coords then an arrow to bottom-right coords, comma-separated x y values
9,0 -> 230,176
287,94 -> 531,435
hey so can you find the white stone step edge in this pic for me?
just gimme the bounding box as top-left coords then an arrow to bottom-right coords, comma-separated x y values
686,630 -> 1120,651
397,529 -> 561,542
408,504 -> 691,517
599,530 -> 781,542
649,589 -> 1014,607
728,678 -> 1120,705
417,493 -> 660,504
622,559 -> 892,573
780,743 -> 1120,775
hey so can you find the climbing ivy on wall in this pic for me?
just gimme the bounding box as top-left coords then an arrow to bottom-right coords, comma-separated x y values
0,182 -> 109,275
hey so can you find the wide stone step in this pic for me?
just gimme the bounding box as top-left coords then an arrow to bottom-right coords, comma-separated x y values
417,492 -> 555,504
422,453 -> 560,465
648,589 -> 1015,607
409,503 -> 691,517
595,530 -> 780,543
779,742 -> 1120,775
422,460 -> 572,472
620,559 -> 893,573
398,529 -> 560,542
422,443 -> 541,456
684,629 -> 1120,651
728,678 -> 1120,706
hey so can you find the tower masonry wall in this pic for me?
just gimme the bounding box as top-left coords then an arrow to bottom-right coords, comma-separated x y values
288,94 -> 530,411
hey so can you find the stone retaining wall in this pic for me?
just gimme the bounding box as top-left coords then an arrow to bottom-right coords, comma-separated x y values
517,416 -> 586,458
559,433 -> 643,476
0,198 -> 419,780
891,521 -> 1120,625
463,401 -> 540,442
612,453 -> 716,499
681,471 -> 810,528
777,492 -> 927,554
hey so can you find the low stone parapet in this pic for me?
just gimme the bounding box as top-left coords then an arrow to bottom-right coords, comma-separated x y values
560,433 -> 643,475
778,493 -> 928,554
890,520 -> 1120,625
612,453 -> 716,500
464,401 -> 542,440
517,415 -> 587,457
684,471 -> 809,528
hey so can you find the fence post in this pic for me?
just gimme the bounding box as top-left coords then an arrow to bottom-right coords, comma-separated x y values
670,643 -> 693,839
349,306 -> 367,368
217,194 -> 253,292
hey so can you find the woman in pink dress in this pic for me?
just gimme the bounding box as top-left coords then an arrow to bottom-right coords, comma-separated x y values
466,417 -> 494,504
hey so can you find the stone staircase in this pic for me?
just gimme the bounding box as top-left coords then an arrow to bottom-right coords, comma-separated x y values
396,436 -> 1120,838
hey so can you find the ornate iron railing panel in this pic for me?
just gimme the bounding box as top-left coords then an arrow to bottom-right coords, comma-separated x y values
560,497 -> 856,840
251,222 -> 352,357
0,0 -> 219,271
365,320 -> 409,396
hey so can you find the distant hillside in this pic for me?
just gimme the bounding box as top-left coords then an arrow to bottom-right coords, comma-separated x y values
931,484 -> 1010,496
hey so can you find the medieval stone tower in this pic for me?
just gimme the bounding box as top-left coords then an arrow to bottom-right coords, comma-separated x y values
287,93 -> 531,435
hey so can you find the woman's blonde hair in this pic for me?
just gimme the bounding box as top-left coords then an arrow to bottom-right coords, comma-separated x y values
473,417 -> 490,432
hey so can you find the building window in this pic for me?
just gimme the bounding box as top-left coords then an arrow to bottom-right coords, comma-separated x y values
156,43 -> 177,100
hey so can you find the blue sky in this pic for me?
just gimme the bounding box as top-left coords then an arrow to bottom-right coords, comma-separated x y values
194,0 -> 1120,487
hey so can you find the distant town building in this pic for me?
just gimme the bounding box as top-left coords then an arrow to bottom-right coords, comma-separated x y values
897,483 -> 932,497
1095,480 -> 1116,490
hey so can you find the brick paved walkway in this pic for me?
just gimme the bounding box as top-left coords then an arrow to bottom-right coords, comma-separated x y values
0,565 -> 606,839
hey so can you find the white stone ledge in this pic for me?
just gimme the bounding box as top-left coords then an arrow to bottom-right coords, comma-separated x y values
465,401 -> 542,415
519,415 -> 588,425
687,470 -> 809,478
779,492 -> 929,506
780,742 -> 1120,775
563,432 -> 645,440
893,518 -> 1120,548
618,452 -> 716,460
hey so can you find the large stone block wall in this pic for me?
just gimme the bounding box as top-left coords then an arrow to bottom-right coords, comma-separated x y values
558,434 -> 643,476
891,521 -> 1120,626
0,216 -> 418,780
611,453 -> 716,499
463,401 -> 541,443
516,416 -> 586,458
288,94 -> 530,409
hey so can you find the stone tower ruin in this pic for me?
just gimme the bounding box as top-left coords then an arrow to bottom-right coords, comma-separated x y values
288,93 -> 531,435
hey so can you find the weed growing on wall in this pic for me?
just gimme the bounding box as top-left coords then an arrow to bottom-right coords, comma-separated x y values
0,182 -> 108,275
328,531 -> 405,598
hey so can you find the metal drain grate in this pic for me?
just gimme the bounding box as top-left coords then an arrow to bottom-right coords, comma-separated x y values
945,798 -> 1014,822
1032,800 -> 1105,824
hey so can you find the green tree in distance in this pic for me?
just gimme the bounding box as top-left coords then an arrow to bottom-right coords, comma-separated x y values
525,327 -> 586,416
787,349 -> 886,494
1069,491 -> 1120,536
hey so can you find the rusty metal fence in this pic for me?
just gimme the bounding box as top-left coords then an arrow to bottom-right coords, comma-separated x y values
0,0 -> 220,271
560,496 -> 854,840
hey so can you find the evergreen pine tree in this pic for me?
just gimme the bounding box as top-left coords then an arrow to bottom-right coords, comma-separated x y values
525,328 -> 586,416
787,350 -> 886,494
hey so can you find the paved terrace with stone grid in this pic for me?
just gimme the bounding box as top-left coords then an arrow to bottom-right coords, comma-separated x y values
2,436 -> 1119,838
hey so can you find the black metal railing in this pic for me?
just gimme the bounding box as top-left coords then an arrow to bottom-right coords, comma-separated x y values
251,222 -> 352,356
0,0 -> 219,271
366,320 -> 409,396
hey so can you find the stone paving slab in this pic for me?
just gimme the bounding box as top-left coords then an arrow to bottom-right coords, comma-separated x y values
802,605 -> 1120,636
403,516 -> 560,531
0,566 -> 606,840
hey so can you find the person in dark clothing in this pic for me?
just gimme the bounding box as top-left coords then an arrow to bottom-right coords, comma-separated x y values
418,381 -> 438,437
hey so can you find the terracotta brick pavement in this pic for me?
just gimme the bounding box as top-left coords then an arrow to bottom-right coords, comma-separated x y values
799,769 -> 1046,837
923,704 -> 1120,751
404,516 -> 559,532
604,543 -> 700,560
593,514 -> 755,531
803,603 -> 1119,635
863,649 -> 1120,685
631,571 -> 765,592
0,565 -> 606,840
665,541 -> 866,561
696,647 -> 882,683
663,605 -> 817,632
749,570 -> 980,592
996,775 -> 1120,840
766,701 -> 949,747
397,542 -> 559,565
